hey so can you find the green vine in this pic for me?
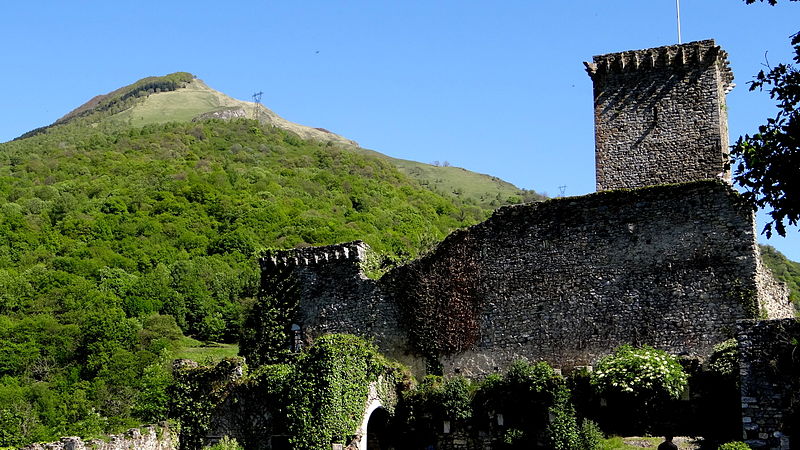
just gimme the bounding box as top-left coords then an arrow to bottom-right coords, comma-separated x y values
171,335 -> 404,450
170,358 -> 245,450
238,262 -> 299,367
286,335 -> 389,449
386,231 -> 482,369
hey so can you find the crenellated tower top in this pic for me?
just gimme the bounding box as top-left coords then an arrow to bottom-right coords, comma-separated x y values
259,241 -> 369,272
585,39 -> 734,191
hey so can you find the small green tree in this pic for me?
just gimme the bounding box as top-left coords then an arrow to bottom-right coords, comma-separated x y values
590,345 -> 688,435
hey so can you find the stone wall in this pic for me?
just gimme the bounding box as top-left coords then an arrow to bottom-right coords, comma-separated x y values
737,318 -> 799,450
586,40 -> 734,191
22,424 -> 177,450
756,255 -> 795,319
260,181 -> 791,377
260,241 -> 416,370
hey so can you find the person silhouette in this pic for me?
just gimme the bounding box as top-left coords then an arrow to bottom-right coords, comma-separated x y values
658,436 -> 678,450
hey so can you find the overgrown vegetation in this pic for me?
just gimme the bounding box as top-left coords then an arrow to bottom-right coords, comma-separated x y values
586,345 -> 689,436
387,231 -> 483,372
591,345 -> 688,401
396,360 -> 593,449
172,334 -> 405,450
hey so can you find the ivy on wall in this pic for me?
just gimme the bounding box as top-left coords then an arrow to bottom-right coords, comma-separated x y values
398,360 -> 587,449
286,334 -> 402,449
386,231 -> 482,370
170,358 -> 244,450
171,334 -> 406,450
239,263 -> 299,367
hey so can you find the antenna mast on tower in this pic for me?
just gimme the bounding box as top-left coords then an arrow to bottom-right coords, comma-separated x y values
252,91 -> 263,122
676,0 -> 682,44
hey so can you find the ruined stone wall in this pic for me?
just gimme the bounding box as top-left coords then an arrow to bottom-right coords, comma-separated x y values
22,424 -> 177,450
737,318 -> 799,450
587,40 -> 734,191
260,182 -> 791,378
414,181 -> 784,375
755,256 -> 795,319
259,242 -> 412,367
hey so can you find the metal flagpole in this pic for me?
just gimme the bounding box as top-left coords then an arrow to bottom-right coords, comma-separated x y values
676,0 -> 682,44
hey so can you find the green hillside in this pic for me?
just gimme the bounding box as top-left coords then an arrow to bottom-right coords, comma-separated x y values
357,148 -> 544,207
0,72 -> 542,445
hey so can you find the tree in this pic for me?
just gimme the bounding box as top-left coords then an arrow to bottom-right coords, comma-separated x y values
731,0 -> 800,237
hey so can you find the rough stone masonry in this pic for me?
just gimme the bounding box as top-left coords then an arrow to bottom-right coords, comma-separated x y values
586,39 -> 734,191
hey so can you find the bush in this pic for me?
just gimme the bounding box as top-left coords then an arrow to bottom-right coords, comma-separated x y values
591,345 -> 687,401
718,442 -> 751,450
400,375 -> 473,423
207,436 -> 244,450
707,339 -> 739,379
579,419 -> 604,450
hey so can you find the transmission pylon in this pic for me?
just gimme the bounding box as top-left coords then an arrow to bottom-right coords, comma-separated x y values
252,91 -> 263,122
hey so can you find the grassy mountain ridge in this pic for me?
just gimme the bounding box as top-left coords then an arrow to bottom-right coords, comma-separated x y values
12,72 -> 540,208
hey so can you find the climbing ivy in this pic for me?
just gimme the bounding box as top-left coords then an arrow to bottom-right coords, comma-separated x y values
170,358 -> 245,450
238,263 -> 299,367
287,335 -> 392,449
387,230 -> 482,370
171,334 -> 406,450
398,360 -> 585,449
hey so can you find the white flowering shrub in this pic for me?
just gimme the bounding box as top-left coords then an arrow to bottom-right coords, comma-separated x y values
591,345 -> 688,401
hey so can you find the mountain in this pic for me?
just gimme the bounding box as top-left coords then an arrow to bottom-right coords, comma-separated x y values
18,72 -> 542,208
0,72 -> 544,446
0,72 -> 797,446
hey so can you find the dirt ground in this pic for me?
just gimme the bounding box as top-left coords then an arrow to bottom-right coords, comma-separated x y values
622,436 -> 703,449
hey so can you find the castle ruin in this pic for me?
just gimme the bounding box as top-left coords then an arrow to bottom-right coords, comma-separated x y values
260,40 -> 793,380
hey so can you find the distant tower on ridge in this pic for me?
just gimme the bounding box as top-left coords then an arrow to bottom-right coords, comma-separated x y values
252,91 -> 263,122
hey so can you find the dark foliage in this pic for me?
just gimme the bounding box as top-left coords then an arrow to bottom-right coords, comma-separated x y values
732,0 -> 800,236
386,231 -> 482,371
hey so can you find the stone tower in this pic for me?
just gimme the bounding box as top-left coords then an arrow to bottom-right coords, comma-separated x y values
585,39 -> 735,191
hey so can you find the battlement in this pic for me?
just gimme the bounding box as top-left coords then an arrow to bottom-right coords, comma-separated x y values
259,241 -> 369,271
588,40 -> 734,191
585,40 -> 734,93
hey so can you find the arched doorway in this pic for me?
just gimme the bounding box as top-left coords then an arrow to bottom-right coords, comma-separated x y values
366,407 -> 391,450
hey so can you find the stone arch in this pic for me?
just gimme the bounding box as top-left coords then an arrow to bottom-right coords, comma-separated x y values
356,399 -> 384,450
365,407 -> 391,450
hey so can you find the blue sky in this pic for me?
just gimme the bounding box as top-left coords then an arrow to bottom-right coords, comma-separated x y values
1,1 -> 799,258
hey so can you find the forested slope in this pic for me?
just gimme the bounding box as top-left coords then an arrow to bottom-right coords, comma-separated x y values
0,113 -> 504,444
